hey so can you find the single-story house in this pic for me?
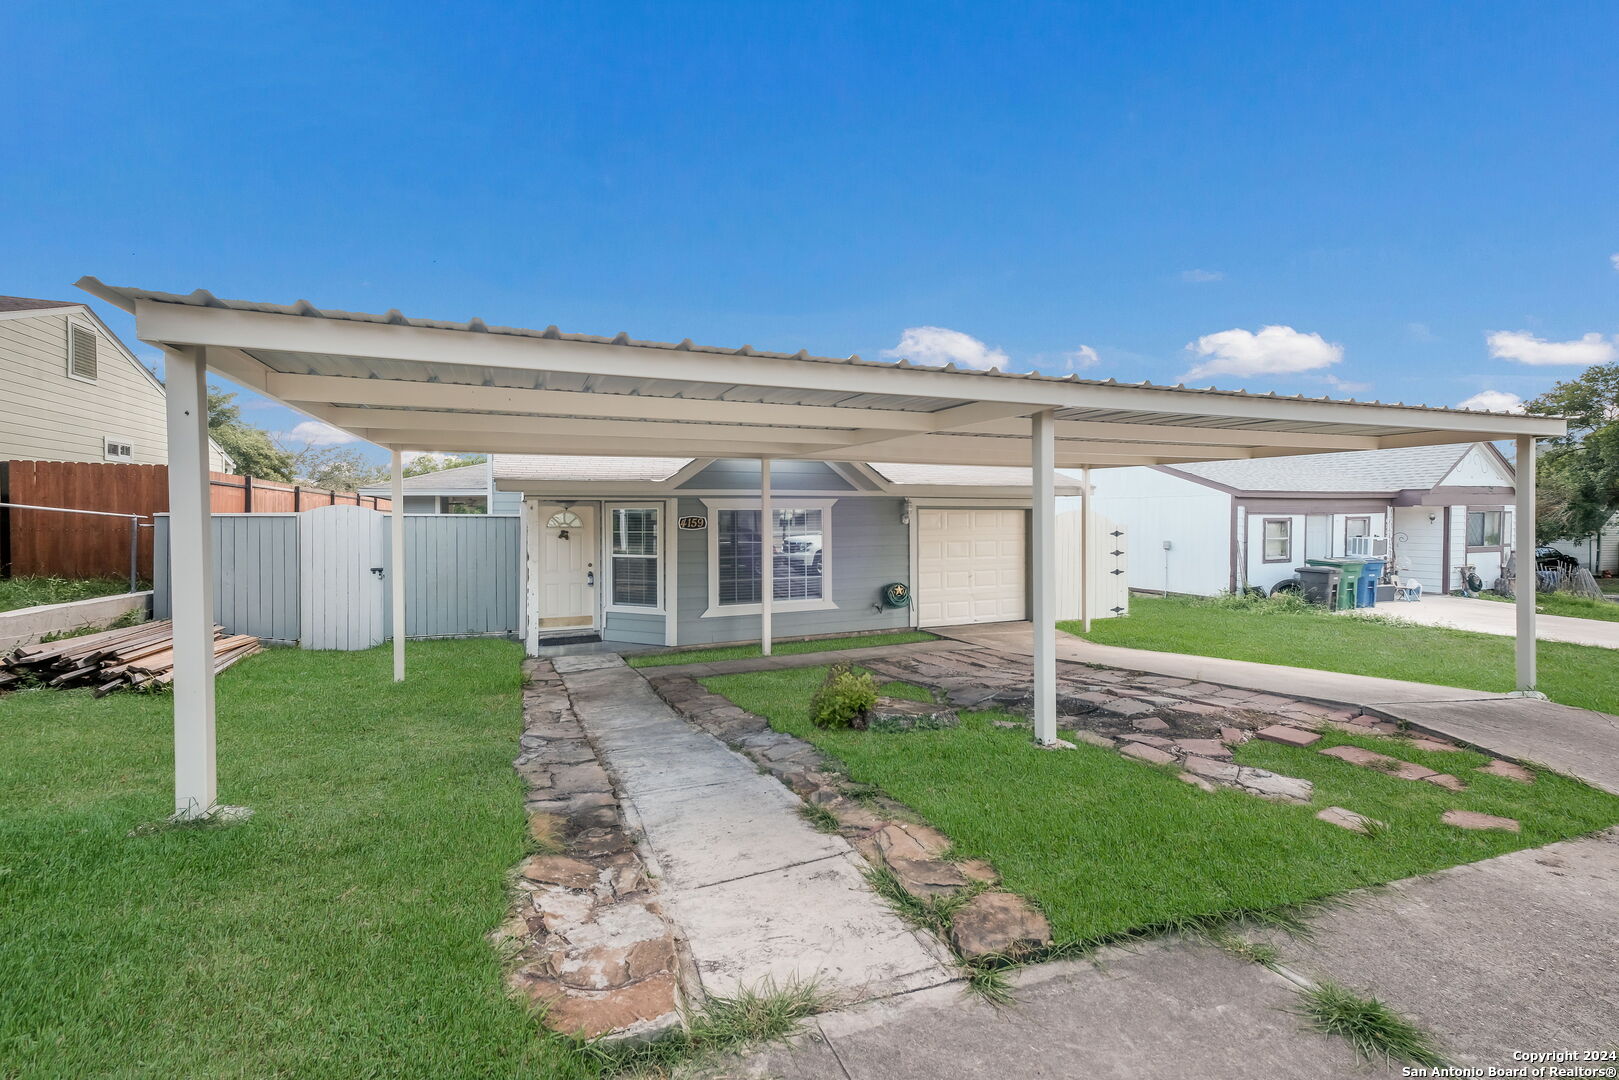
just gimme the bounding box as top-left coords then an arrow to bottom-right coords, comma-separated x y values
358,460 -> 520,515
1089,442 -> 1518,596
75,275 -> 1565,818
485,454 -> 1104,651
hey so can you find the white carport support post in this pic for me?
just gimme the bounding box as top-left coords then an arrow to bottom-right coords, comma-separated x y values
760,458 -> 772,656
163,346 -> 217,818
1515,435 -> 1537,692
1032,410 -> 1058,745
1080,465 -> 1093,634
390,448 -> 406,682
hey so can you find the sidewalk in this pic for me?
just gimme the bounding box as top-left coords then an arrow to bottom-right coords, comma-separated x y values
1349,593 -> 1619,649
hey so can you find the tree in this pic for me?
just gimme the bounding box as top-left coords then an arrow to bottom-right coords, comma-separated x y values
1526,361 -> 1619,543
404,452 -> 487,477
206,388 -> 296,480
287,445 -> 389,492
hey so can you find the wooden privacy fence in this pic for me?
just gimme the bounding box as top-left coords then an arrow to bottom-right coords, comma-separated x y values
0,460 -> 390,582
154,507 -> 520,646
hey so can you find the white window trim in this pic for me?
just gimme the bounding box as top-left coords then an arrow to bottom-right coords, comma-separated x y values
604,502 -> 666,614
700,497 -> 838,618
66,318 -> 99,383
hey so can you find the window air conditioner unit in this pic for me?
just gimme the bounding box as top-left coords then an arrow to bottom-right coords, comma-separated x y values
1347,535 -> 1389,558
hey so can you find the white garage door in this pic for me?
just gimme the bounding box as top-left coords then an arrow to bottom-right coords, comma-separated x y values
916,509 -> 1026,627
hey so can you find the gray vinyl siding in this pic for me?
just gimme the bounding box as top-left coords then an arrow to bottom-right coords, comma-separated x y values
672,495 -> 912,645
491,489 -> 523,515
155,512 -> 519,644
678,459 -> 854,492
403,496 -> 440,513
0,311 -> 231,470
603,611 -> 667,646
154,515 -> 300,643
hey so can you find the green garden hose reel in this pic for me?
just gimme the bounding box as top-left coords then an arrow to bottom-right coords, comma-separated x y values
881,582 -> 911,608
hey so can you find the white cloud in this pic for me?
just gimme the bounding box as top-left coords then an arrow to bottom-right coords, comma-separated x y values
1456,390 -> 1525,413
1064,345 -> 1101,371
279,420 -> 358,447
1406,322 -> 1438,343
1319,373 -> 1372,394
1485,330 -> 1617,366
1179,269 -> 1225,283
1181,325 -> 1343,382
1610,253 -> 1619,272
883,326 -> 1010,371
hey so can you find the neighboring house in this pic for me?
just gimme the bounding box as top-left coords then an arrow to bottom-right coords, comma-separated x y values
1547,513 -> 1619,575
488,455 -> 1115,650
1089,443 -> 1516,596
0,295 -> 232,471
357,460 -> 520,515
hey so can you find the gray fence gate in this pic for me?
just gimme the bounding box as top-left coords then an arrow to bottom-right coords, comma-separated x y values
155,511 -> 521,647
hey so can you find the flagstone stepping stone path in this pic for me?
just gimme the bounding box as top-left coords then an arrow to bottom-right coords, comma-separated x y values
1319,744 -> 1467,791
1478,760 -> 1535,783
1442,809 -> 1522,832
1315,806 -> 1384,833
499,659 -> 684,1042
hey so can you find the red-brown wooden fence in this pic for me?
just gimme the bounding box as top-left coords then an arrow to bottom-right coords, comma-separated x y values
0,460 -> 391,582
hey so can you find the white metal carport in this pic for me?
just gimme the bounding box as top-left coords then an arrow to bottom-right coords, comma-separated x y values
76,278 -> 1567,819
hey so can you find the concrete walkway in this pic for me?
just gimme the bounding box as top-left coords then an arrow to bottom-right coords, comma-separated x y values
1350,593 -> 1619,649
550,653 -> 955,1004
934,622 -> 1619,795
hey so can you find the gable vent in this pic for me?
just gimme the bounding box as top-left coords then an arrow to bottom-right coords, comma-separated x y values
68,324 -> 98,380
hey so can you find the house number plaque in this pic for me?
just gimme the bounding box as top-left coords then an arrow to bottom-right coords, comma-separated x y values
678,516 -> 708,531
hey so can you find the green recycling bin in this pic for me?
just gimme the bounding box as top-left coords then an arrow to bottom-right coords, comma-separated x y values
1306,558 -> 1365,609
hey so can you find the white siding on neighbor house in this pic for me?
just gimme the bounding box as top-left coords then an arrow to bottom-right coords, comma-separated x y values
1089,467 -> 1231,595
1549,514 -> 1619,574
0,310 -> 230,470
1392,506 -> 1445,592
1442,445 -> 1513,487
1244,512 -> 1306,593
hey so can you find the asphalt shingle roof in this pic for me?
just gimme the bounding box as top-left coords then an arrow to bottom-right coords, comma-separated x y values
0,295 -> 82,313
1165,443 -> 1486,494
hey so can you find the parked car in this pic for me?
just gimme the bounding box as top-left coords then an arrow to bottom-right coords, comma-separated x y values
1536,547 -> 1579,574
776,534 -> 823,574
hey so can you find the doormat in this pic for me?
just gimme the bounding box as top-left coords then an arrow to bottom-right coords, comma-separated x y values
536,633 -> 602,647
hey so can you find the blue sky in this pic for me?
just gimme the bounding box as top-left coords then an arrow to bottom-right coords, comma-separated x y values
4,1 -> 1616,462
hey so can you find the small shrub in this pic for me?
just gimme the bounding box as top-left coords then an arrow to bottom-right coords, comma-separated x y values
1194,589 -> 1320,615
808,663 -> 878,729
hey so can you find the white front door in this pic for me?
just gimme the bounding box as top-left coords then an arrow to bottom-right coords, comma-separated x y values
529,503 -> 598,636
916,508 -> 1027,626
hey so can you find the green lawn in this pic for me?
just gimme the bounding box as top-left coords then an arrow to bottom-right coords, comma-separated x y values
1060,596 -> 1619,715
703,665 -> 1619,945
1476,589 -> 1619,622
0,575 -> 138,613
626,629 -> 937,669
0,639 -> 607,1079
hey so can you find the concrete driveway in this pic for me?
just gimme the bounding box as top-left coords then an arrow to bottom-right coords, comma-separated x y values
1351,594 -> 1619,649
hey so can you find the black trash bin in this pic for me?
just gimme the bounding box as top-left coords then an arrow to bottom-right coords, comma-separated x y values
1293,565 -> 1340,607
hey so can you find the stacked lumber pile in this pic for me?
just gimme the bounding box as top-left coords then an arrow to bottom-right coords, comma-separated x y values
0,621 -> 261,695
